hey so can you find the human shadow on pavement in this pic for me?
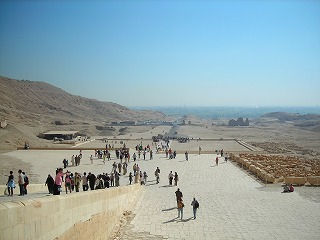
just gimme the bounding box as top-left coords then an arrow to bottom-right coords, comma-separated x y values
147,183 -> 158,186
162,218 -> 177,224
162,207 -> 176,212
179,217 -> 193,222
159,185 -> 174,188
163,217 -> 193,224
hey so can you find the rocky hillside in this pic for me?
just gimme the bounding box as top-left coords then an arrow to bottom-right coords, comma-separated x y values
261,112 -> 320,122
0,76 -> 165,124
261,112 -> 320,132
0,76 -> 167,150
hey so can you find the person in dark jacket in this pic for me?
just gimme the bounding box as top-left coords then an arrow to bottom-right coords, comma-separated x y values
45,174 -> 54,194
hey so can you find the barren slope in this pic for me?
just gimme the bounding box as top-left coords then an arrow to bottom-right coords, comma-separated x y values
0,76 -> 166,150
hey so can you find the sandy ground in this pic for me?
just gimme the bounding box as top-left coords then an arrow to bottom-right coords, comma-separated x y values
0,122 -> 319,240
0,121 -> 319,195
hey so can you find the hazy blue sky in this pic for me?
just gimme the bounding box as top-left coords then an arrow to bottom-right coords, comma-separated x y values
0,1 -> 319,107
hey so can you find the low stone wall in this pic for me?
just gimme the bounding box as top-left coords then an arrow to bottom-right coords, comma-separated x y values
230,153 -> 320,185
0,184 -> 48,196
0,184 -> 141,240
284,177 -> 307,185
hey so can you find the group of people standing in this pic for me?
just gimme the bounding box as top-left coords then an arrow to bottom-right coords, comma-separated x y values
168,171 -> 179,186
62,153 -> 82,168
6,169 -> 29,196
51,167 -> 124,195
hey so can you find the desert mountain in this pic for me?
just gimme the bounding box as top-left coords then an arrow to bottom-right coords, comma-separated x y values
0,76 -> 166,149
261,112 -> 320,132
0,76 -> 165,124
261,112 -> 320,121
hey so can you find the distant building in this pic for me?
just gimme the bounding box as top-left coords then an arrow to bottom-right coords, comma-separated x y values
120,121 -> 136,125
111,121 -> 136,126
42,131 -> 79,140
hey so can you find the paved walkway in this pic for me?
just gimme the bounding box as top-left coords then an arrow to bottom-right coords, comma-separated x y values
1,149 -> 320,239
121,154 -> 320,240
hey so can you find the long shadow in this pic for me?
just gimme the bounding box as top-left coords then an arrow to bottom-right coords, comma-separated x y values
159,185 -> 174,188
147,183 -> 158,186
180,217 -> 193,222
162,207 -> 177,212
162,218 -> 177,224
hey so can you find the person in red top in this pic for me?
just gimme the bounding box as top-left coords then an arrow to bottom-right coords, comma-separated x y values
289,184 -> 294,192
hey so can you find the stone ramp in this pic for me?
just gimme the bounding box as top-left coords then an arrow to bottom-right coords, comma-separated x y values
119,153 -> 320,240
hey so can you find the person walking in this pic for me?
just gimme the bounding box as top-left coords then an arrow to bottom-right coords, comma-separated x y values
175,188 -> 183,203
185,151 -> 188,161
110,173 -> 114,187
6,171 -> 15,196
88,172 -> 96,190
115,172 -> 120,187
129,172 -> 133,185
74,172 -> 81,192
155,167 -> 160,184
18,169 -> 25,196
123,162 -> 128,175
134,170 -> 140,184
118,162 -> 122,174
65,173 -> 72,194
174,172 -> 179,186
82,172 -> 88,191
53,168 -> 66,195
140,171 -> 145,185
45,174 -> 54,194
191,198 -> 200,219
177,199 -> 184,220
168,171 -> 173,185
63,159 -> 67,168
143,171 -> 148,184
23,172 -> 29,195
216,156 -> 219,166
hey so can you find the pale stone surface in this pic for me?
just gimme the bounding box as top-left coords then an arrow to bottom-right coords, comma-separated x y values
119,153 -> 320,240
1,146 -> 320,240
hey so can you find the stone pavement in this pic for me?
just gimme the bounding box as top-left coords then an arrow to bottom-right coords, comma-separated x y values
1,149 -> 320,239
120,154 -> 320,240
